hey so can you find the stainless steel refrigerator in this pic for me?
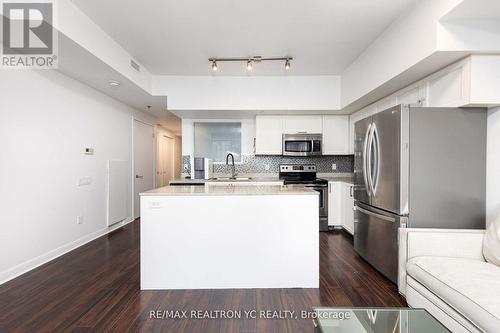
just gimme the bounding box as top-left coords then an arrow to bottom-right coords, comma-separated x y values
354,105 -> 487,283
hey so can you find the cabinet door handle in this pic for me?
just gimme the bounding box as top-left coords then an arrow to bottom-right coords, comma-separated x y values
350,186 -> 353,197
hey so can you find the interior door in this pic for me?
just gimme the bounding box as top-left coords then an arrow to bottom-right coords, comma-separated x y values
133,120 -> 155,218
354,117 -> 372,205
158,135 -> 174,187
370,105 -> 402,214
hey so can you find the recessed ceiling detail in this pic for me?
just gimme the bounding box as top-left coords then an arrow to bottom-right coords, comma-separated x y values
70,0 -> 417,76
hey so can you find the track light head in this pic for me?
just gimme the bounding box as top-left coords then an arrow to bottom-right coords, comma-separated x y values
211,60 -> 218,72
285,59 -> 291,70
246,60 -> 253,71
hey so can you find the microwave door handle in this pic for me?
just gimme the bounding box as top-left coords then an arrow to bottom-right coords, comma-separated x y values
363,124 -> 372,197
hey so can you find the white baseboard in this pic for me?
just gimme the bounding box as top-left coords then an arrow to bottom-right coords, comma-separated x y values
0,217 -> 136,285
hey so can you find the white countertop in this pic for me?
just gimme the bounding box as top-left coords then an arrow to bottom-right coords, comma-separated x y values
169,176 -> 282,185
141,185 -> 318,196
317,173 -> 354,184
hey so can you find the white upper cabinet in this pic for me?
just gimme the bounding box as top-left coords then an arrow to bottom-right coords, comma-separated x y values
282,115 -> 323,134
322,115 -> 349,155
255,115 -> 283,155
424,58 -> 470,107
348,104 -> 376,154
394,82 -> 425,106
256,115 -> 352,155
375,95 -> 397,112
347,55 -> 500,154
469,55 -> 500,105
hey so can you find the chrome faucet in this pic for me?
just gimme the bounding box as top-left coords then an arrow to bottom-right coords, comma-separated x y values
225,153 -> 236,179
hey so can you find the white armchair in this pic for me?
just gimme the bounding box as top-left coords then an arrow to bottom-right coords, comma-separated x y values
398,228 -> 500,333
398,228 -> 486,296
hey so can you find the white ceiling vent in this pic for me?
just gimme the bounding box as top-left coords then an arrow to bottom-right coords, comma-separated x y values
130,59 -> 140,72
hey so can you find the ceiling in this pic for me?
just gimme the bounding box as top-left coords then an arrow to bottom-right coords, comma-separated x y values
70,0 -> 417,76
441,0 -> 500,21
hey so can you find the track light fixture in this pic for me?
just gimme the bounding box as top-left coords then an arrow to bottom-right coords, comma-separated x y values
208,56 -> 292,72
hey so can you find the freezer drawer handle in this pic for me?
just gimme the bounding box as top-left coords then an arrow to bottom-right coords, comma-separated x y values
355,205 -> 396,223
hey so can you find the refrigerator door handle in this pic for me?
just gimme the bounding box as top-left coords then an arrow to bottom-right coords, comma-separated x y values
363,124 -> 372,197
372,124 -> 381,196
366,124 -> 375,196
355,205 -> 397,223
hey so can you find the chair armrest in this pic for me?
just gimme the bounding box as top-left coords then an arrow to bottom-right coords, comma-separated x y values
398,228 -> 485,296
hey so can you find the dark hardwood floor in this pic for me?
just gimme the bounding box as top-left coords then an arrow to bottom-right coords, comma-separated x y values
0,220 -> 406,332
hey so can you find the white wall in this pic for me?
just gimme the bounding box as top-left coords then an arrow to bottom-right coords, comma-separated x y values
181,118 -> 255,158
0,70 -> 155,283
487,107 -> 500,226
153,76 -> 341,111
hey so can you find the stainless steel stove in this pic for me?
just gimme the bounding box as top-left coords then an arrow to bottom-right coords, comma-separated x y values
279,164 -> 329,231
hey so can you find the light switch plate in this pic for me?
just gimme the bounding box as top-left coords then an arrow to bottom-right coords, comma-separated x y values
331,163 -> 337,171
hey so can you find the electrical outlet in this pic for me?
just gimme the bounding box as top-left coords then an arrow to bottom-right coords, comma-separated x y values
331,163 -> 337,171
265,164 -> 270,171
78,177 -> 92,186
77,216 -> 84,225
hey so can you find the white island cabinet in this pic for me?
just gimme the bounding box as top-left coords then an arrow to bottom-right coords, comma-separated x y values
140,185 -> 319,290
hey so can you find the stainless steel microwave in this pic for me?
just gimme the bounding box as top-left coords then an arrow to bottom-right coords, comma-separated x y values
282,133 -> 322,156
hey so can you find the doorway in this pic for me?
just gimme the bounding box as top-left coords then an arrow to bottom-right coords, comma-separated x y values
157,134 -> 175,187
133,119 -> 155,218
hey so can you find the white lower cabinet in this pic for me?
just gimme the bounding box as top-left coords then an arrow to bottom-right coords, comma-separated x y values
328,182 -> 342,227
328,181 -> 355,235
341,183 -> 355,235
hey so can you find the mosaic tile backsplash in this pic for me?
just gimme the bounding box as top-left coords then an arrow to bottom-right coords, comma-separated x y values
182,154 -> 354,174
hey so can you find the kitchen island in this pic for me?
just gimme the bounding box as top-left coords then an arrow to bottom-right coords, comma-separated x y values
140,185 -> 319,290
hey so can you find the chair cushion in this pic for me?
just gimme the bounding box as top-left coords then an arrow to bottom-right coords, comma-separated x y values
407,256 -> 500,332
484,215 -> 500,266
